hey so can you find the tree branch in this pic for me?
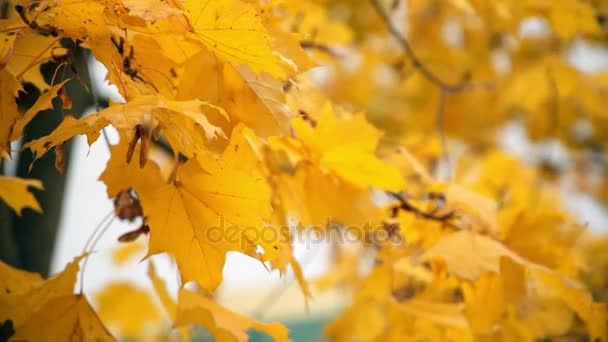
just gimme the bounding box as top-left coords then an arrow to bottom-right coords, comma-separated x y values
369,0 -> 497,179
368,0 -> 468,92
436,89 -> 450,179
388,191 -> 454,222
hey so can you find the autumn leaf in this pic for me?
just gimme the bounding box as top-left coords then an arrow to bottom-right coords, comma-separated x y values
3,31 -> 59,90
462,273 -> 507,334
122,0 -> 183,21
419,230 -> 536,281
0,255 -> 80,325
176,288 -> 291,342
148,261 -> 192,340
139,153 -> 272,292
0,255 -> 115,340
99,138 -> 164,198
12,295 -> 116,342
258,103 -> 403,229
148,262 -> 178,320
101,128 -> 277,292
111,242 -> 145,266
532,270 -> 607,341
184,0 -> 285,77
288,103 -> 404,191
0,176 -> 43,215
9,79 -> 70,141
0,69 -> 22,155
95,282 -> 162,338
393,298 -> 469,329
45,0 -> 108,42
176,49 -> 291,137
26,95 -> 228,161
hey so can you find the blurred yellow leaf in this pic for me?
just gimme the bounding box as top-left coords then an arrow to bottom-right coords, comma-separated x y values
95,282 -> 162,338
176,288 -> 291,342
0,176 -> 43,216
420,230 -> 535,281
0,69 -> 21,155
12,295 -> 115,341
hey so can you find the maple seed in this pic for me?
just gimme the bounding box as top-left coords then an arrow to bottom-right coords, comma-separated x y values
126,125 -> 142,164
111,35 -> 159,92
113,190 -> 143,222
139,126 -> 149,168
298,110 -> 317,127
151,124 -> 162,141
118,224 -> 150,243
57,86 -> 72,110
54,142 -> 66,175
15,4 -> 59,36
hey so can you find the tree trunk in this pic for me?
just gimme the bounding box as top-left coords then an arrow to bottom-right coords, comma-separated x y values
0,41 -> 96,276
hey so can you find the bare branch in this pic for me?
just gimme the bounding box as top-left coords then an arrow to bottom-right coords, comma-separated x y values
388,192 -> 454,222
300,41 -> 344,58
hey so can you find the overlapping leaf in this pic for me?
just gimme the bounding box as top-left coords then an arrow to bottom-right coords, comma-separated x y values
176,289 -> 291,342
0,176 -> 43,215
100,128 -> 279,293
183,0 -> 285,77
27,95 -> 227,161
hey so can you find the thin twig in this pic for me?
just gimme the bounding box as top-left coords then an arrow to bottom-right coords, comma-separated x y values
369,0 -> 496,179
368,0 -> 467,92
300,41 -> 344,58
388,191 -> 454,222
436,89 -> 450,179
78,211 -> 115,294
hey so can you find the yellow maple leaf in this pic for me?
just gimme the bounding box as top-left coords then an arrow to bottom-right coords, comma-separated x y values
532,270 -> 607,341
98,138 -> 164,199
324,303 -> 386,341
101,129 -> 277,292
95,282 -> 162,338
184,0 -> 285,77
12,294 -> 115,341
176,49 -> 291,137
462,273 -> 506,334
27,95 -> 227,161
0,69 -> 21,155
111,242 -> 146,266
148,262 -> 177,320
148,261 -> 192,340
419,230 -> 536,281
176,288 -> 291,342
289,103 -> 404,191
394,298 -> 470,329
9,79 -> 70,142
122,0 -> 183,21
0,255 -> 81,326
43,0 -> 108,42
0,176 -> 43,216
3,31 -> 58,90
138,153 -> 272,292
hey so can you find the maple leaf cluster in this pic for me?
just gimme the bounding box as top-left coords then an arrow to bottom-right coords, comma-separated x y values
1,0 -> 608,341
